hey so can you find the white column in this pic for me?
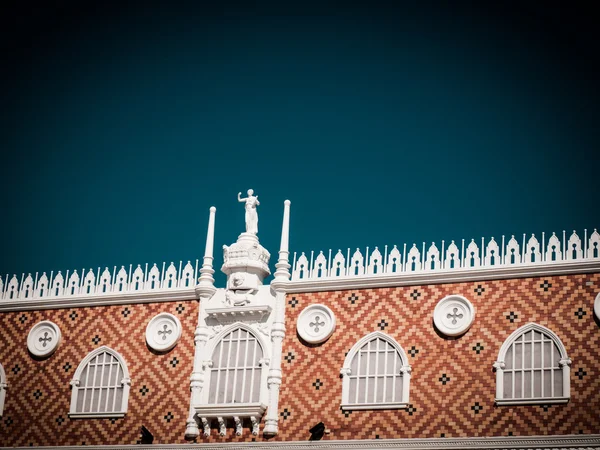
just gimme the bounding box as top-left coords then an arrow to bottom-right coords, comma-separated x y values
264,200 -> 291,435
187,207 -> 217,439
560,358 -> 571,398
493,361 -> 505,400
401,366 -> 411,403
274,200 -> 291,282
198,207 -> 217,291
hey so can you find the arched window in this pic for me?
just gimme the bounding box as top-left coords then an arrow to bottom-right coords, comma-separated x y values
0,363 -> 6,416
69,346 -> 131,418
207,326 -> 265,405
494,323 -> 571,405
340,331 -> 411,410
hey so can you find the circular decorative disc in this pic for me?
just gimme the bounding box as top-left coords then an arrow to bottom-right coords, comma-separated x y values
297,304 -> 336,344
146,313 -> 182,352
595,292 -> 600,321
27,321 -> 61,357
433,295 -> 475,337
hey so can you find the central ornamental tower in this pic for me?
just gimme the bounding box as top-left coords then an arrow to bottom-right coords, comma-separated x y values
185,191 -> 291,439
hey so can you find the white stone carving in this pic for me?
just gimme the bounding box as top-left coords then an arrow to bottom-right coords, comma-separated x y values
5,275 -> 17,300
115,266 -> 128,292
293,252 -> 309,279
331,250 -> 346,277
367,247 -> 383,275
164,262 -> 178,288
130,265 -> 144,291
180,261 -> 195,288
386,245 -> 402,273
595,292 -> 600,321
83,269 -> 96,294
484,237 -> 500,266
297,304 -> 336,344
406,244 -> 421,271
524,234 -> 541,263
425,242 -> 441,270
147,264 -> 161,289
19,274 -> 34,299
546,232 -> 562,261
27,320 -> 62,357
465,240 -> 480,268
146,313 -> 182,352
99,268 -> 112,293
350,249 -> 364,276
313,251 -> 328,278
444,241 -> 460,269
237,189 -> 260,235
433,295 -> 475,337
51,272 -> 64,297
504,236 -> 520,264
567,230 -> 583,260
588,229 -> 600,258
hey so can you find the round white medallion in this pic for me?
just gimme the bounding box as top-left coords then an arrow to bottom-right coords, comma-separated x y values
297,304 -> 336,344
27,321 -> 61,357
594,292 -> 600,321
433,295 -> 475,337
146,313 -> 182,352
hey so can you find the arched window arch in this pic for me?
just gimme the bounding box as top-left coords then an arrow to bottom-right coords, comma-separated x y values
206,325 -> 267,405
494,323 -> 571,405
340,331 -> 411,410
69,346 -> 131,418
0,362 -> 6,416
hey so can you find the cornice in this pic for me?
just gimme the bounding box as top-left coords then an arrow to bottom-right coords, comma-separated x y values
4,434 -> 599,450
0,288 -> 197,312
282,260 -> 600,293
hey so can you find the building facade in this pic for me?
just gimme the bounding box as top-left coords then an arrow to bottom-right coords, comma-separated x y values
1,195 -> 599,449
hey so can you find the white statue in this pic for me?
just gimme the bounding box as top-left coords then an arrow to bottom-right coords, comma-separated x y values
238,189 -> 260,235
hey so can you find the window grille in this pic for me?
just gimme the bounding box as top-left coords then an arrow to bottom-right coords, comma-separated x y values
70,347 -> 130,418
208,328 -> 263,404
341,332 -> 410,409
495,323 -> 571,405
0,363 -> 6,416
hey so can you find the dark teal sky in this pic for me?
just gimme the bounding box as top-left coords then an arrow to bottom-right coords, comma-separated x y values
1,2 -> 598,284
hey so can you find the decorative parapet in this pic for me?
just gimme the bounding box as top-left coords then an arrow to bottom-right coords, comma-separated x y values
289,229 -> 600,288
0,260 -> 199,311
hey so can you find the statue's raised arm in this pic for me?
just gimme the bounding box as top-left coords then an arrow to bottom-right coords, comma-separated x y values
238,189 -> 259,235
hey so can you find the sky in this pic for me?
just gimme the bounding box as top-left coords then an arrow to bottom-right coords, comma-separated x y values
1,2 -> 599,285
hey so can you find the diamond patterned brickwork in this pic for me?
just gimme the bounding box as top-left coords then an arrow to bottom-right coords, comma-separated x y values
0,300 -> 198,446
0,273 -> 599,446
276,273 -> 600,441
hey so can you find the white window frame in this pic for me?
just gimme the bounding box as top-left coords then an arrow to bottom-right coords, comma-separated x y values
69,346 -> 131,418
494,323 -> 571,406
0,363 -> 6,416
198,323 -> 269,418
340,331 -> 411,410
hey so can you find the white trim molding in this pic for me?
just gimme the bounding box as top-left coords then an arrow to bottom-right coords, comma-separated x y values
69,346 -> 131,419
284,259 -> 600,293
340,331 -> 411,410
5,434 -> 600,449
494,323 -> 571,406
0,288 -> 196,312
